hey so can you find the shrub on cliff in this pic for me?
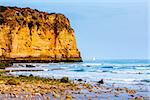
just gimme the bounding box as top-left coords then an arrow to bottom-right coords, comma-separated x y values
0,70 -> 6,75
0,62 -> 12,69
0,62 -> 5,69
0,6 -> 7,12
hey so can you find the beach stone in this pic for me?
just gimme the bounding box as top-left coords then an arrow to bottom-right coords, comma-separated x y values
77,79 -> 83,82
97,79 -> 104,84
66,94 -> 72,100
5,79 -> 20,85
60,77 -> 70,83
52,91 -> 59,98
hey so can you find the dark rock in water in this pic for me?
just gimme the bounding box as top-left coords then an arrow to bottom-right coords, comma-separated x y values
29,74 -> 33,77
101,66 -> 113,69
26,64 -> 35,68
60,77 -> 70,83
102,70 -> 108,72
51,68 -> 64,71
141,80 -> 150,83
136,72 -> 142,74
86,65 -> 91,67
130,95 -> 134,97
19,75 -> 27,77
97,79 -> 104,84
73,69 -> 85,72
18,64 -> 25,67
77,79 -> 83,82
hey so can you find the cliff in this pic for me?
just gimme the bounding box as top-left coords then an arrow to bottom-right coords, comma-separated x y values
0,6 -> 82,62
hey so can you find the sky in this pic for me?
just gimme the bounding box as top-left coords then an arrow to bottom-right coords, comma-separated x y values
0,0 -> 149,60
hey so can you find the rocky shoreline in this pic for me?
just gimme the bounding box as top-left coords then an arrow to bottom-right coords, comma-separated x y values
0,70 -> 149,100
0,57 -> 82,63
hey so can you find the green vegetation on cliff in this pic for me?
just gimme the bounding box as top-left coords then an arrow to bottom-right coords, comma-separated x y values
0,62 -> 11,69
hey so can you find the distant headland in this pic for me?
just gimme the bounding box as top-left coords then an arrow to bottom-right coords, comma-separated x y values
0,6 -> 82,63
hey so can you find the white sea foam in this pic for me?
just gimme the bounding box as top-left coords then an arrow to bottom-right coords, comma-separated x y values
10,60 -> 150,92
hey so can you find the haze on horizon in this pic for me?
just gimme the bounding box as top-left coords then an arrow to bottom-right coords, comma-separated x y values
0,0 -> 149,60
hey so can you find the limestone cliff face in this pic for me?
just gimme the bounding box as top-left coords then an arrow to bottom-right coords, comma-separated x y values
0,6 -> 82,62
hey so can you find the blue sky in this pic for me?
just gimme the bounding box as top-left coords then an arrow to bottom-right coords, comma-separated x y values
0,0 -> 149,60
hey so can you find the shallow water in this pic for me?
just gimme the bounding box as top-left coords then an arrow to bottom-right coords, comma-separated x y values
10,59 -> 150,97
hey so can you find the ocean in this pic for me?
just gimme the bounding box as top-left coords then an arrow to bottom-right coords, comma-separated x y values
10,59 -> 150,97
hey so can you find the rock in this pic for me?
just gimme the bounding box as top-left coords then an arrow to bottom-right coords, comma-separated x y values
66,94 -> 72,100
135,96 -> 144,100
125,87 -> 137,97
0,6 -> 82,63
29,74 -> 33,77
114,91 -> 120,97
5,79 -> 20,85
26,64 -> 35,68
60,77 -> 70,83
88,89 -> 93,92
52,91 -> 59,98
97,79 -> 104,84
77,79 -> 83,82
86,65 -> 91,67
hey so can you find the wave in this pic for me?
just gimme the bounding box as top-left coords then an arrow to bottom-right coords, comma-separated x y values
101,70 -> 150,74
70,68 -> 85,72
82,63 -> 102,66
105,78 -> 150,84
82,63 -> 150,67
141,80 -> 150,83
101,66 -> 114,69
81,63 -> 150,70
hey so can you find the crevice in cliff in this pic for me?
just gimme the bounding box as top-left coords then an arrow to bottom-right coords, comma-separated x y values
0,14 -> 4,25
28,21 -> 33,41
0,18 -> 3,25
7,31 -> 12,54
54,14 -> 58,48
36,22 -> 40,30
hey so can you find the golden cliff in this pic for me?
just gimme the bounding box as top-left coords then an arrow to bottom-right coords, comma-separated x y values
0,6 -> 82,62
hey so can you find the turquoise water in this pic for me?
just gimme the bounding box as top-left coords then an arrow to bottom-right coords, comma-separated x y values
9,59 -> 150,99
11,59 -> 150,85
10,60 -> 149,85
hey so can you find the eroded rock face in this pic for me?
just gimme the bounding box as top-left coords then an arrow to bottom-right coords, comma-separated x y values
0,6 -> 82,62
